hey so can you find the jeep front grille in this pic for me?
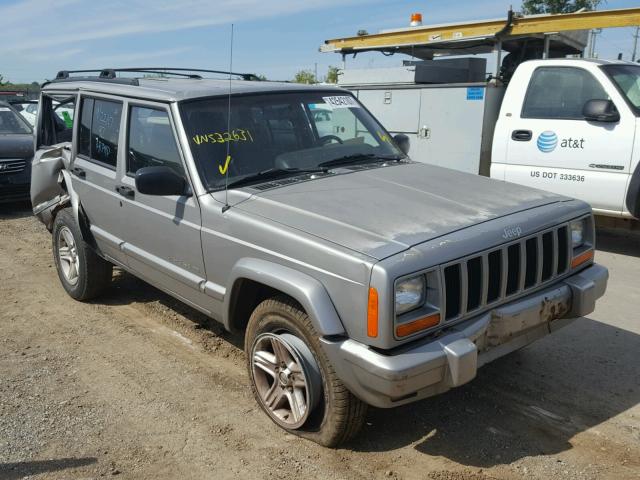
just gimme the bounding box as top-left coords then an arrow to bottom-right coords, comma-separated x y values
441,225 -> 571,322
0,160 -> 27,175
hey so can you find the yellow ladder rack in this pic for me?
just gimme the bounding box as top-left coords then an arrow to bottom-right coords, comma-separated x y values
321,7 -> 640,53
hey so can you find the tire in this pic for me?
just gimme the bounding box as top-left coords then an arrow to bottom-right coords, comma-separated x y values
52,208 -> 112,301
245,296 -> 367,447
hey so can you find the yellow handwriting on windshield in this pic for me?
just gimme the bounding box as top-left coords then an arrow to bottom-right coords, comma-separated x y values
377,131 -> 390,143
219,155 -> 232,175
192,128 -> 254,145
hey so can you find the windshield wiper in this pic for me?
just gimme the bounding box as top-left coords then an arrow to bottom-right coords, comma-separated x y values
225,167 -> 328,189
318,153 -> 405,169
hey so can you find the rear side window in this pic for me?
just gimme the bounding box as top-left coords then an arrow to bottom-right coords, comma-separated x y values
78,98 -> 93,157
127,106 -> 183,175
522,67 -> 609,120
77,97 -> 122,168
37,94 -> 76,147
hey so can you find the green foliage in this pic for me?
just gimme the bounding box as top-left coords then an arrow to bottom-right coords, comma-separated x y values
293,70 -> 316,84
521,0 -> 602,14
0,74 -> 5,86
325,66 -> 339,84
255,74 -> 267,81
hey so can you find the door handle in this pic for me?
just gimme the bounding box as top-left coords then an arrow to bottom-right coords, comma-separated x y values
511,130 -> 532,141
71,166 -> 86,179
115,185 -> 135,200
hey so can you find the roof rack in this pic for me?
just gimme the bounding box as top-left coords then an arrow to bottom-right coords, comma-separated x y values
48,67 -> 260,86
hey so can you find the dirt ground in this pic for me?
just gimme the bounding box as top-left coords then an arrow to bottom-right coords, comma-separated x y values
1,201 -> 639,480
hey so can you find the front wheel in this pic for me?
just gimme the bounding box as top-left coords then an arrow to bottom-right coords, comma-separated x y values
245,296 -> 367,447
52,208 -> 112,301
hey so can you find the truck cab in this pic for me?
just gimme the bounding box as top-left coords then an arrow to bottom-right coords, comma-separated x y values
491,59 -> 640,219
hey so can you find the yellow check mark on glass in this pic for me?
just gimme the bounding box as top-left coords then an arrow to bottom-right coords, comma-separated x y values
219,155 -> 231,175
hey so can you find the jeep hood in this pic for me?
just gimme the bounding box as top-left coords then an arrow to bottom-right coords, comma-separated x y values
236,163 -> 567,260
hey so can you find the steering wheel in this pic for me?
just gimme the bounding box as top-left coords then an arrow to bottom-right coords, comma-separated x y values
319,135 -> 344,145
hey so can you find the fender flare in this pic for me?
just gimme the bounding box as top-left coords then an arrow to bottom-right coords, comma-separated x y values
224,258 -> 346,337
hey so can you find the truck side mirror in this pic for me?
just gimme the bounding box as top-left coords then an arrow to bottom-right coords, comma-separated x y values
583,99 -> 620,123
135,166 -> 188,196
393,134 -> 410,155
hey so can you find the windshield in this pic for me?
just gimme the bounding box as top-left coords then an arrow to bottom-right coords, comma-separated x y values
179,91 -> 403,191
0,106 -> 32,134
603,64 -> 640,114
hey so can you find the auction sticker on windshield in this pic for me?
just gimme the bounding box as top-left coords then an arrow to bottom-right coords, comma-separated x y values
322,96 -> 360,109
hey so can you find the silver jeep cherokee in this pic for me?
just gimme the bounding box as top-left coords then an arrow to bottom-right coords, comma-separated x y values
31,68 -> 608,447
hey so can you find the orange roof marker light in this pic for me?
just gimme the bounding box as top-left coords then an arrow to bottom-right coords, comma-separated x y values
410,13 -> 423,27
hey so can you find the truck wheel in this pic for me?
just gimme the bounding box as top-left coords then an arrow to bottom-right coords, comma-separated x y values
245,296 -> 367,447
52,208 -> 112,301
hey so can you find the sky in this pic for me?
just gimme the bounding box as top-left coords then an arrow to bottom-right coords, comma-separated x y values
1,0 -> 639,83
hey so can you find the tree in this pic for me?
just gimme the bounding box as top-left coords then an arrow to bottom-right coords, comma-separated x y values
293,70 -> 316,84
0,74 -> 5,86
521,0 -> 602,14
325,66 -> 339,84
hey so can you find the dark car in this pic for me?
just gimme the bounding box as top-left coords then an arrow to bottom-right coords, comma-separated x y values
0,101 -> 34,203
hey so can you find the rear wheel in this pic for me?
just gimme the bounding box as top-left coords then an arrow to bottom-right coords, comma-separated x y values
52,208 -> 112,301
245,296 -> 367,447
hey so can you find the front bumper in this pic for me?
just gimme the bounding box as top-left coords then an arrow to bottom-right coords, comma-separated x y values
322,263 -> 608,408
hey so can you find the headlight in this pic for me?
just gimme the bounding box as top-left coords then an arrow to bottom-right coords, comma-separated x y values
395,275 -> 426,315
570,219 -> 585,248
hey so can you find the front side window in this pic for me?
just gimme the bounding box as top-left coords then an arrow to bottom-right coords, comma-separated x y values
0,105 -> 32,134
602,64 -> 640,115
179,92 -> 402,191
127,106 -> 183,175
522,67 -> 609,120
77,97 -> 122,168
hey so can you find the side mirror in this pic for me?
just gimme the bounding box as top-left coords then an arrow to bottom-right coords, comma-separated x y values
393,133 -> 410,155
135,166 -> 188,196
583,99 -> 620,123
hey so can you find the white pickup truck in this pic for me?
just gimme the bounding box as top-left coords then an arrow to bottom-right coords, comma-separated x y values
340,59 -> 640,220
491,59 -> 640,220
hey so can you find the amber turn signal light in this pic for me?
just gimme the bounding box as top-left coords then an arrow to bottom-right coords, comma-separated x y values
571,249 -> 594,269
367,287 -> 378,338
396,313 -> 440,338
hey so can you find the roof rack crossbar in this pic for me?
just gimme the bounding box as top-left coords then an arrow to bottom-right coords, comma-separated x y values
54,67 -> 259,82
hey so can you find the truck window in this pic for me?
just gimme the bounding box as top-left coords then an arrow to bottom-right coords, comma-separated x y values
77,97 -> 122,169
522,67 -> 608,120
127,106 -> 183,176
602,64 -> 640,114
